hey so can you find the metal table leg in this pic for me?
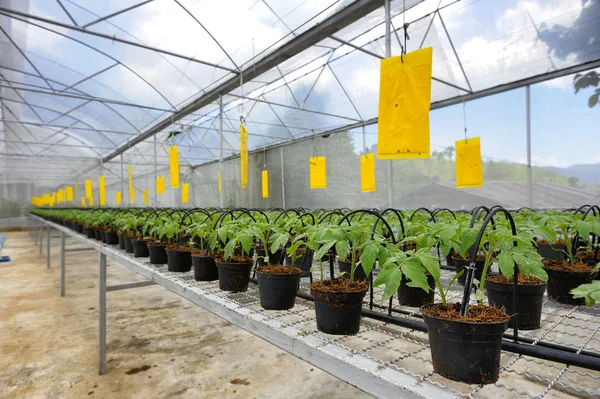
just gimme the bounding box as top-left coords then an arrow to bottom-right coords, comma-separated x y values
99,253 -> 107,375
60,232 -> 65,297
46,226 -> 50,268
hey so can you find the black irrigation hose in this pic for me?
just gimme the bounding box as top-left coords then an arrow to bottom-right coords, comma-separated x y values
291,290 -> 600,371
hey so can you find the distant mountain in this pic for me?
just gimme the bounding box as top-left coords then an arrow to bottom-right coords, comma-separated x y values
550,164 -> 600,185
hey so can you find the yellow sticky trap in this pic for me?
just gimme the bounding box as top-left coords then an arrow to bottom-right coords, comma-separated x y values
156,176 -> 165,194
57,189 -> 64,203
182,183 -> 189,203
377,47 -> 433,159
240,124 -> 248,188
99,176 -> 106,206
309,156 -> 327,189
89,195 -> 94,207
66,186 -> 73,201
85,179 -> 93,199
361,153 -> 376,193
456,137 -> 483,188
129,188 -> 135,203
75,183 -> 79,200
217,170 -> 222,193
128,165 -> 134,203
143,189 -> 149,205
169,146 -> 179,188
81,197 -> 86,207
116,191 -> 122,205
262,170 -> 269,198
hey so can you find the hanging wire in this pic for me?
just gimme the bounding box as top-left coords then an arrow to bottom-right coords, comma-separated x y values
263,146 -> 266,169
239,69 -> 245,125
400,0 -> 409,62
463,101 -> 468,143
312,130 -> 318,157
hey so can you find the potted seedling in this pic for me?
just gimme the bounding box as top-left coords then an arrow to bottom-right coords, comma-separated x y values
542,214 -> 600,304
145,216 -> 168,264
571,280 -> 600,306
255,225 -> 302,310
160,220 -> 192,272
297,222 -> 381,335
335,221 -> 378,282
210,220 -> 255,292
420,208 -> 515,385
187,218 -> 218,281
482,225 -> 548,330
532,211 -> 568,260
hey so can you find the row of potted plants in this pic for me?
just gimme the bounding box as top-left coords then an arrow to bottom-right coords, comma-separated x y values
32,206 -> 600,385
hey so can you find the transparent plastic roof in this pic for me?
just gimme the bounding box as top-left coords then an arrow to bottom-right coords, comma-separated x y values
1,0 -> 599,185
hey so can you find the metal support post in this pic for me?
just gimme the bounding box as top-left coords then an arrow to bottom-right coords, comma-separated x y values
280,147 -> 286,210
153,133 -> 157,207
98,252 -> 107,375
39,223 -> 43,254
219,94 -> 224,208
46,225 -> 50,268
385,0 -> 393,208
60,232 -> 65,296
526,85 -> 533,207
120,153 -> 124,208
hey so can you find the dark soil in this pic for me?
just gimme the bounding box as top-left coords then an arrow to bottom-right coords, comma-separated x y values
310,278 -> 368,293
215,256 -> 253,264
147,241 -> 166,247
166,244 -> 192,252
423,303 -> 510,323
191,248 -> 209,256
339,253 -> 361,263
543,259 -> 594,272
487,273 -> 545,285
536,239 -> 564,245
257,265 -> 301,274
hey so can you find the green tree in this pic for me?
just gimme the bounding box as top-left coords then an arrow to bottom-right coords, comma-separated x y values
573,71 -> 600,108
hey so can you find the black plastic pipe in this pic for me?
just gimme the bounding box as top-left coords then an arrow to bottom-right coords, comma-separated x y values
292,290 -> 600,371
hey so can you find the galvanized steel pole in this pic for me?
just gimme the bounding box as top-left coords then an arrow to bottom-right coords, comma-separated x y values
98,252 -> 107,375
526,85 -> 533,207
385,0 -> 393,208
60,232 -> 65,296
219,94 -> 224,208
120,153 -> 124,208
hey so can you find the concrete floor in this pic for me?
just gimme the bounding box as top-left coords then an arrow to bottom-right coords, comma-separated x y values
0,231 -> 370,398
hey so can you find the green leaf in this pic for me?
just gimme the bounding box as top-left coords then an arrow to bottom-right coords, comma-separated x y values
401,258 -> 429,293
589,92 -> 599,108
335,240 -> 348,260
571,281 -> 600,307
497,251 -> 514,279
374,266 -> 402,302
359,243 -> 379,277
316,240 -> 336,260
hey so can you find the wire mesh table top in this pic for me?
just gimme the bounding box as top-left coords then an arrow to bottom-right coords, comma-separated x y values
36,218 -> 600,399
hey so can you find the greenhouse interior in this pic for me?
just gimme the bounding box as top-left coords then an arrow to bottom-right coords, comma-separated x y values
1,0 -> 600,398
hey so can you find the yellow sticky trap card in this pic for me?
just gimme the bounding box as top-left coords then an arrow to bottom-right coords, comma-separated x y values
456,137 -> 483,188
182,183 -> 189,203
361,153 -> 376,192
143,189 -> 149,205
116,191 -> 122,205
377,47 -> 433,159
99,176 -> 106,206
240,124 -> 248,188
262,170 -> 269,198
156,176 -> 165,194
170,146 -> 179,188
85,179 -> 93,199
309,156 -> 326,189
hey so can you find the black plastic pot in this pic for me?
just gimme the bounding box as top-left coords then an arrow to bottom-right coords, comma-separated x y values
124,237 -> 134,253
75,224 -> 83,234
117,234 -> 126,250
105,231 -> 119,245
537,243 -> 566,260
256,248 -> 284,267
167,250 -> 192,272
132,240 -> 149,258
545,268 -> 598,305
148,243 -> 168,264
310,285 -> 367,335
285,251 -> 314,278
454,257 -> 485,285
216,261 -> 253,292
101,231 -> 107,244
94,229 -> 102,241
338,259 -> 369,281
256,269 -> 301,310
422,304 -> 509,384
486,277 -> 547,330
397,274 -> 435,307
85,228 -> 95,239
192,256 -> 218,281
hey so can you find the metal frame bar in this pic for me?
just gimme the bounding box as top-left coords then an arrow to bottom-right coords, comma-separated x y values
437,12 -> 473,92
56,0 -> 78,26
0,7 -> 237,73
0,72 -> 46,123
262,96 -> 295,139
98,0 -> 392,163
60,232 -> 65,296
106,280 -> 156,292
59,63 -> 119,92
98,252 -> 106,375
526,85 -> 533,208
327,64 -> 363,120
81,0 -> 154,29
0,24 -> 55,91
